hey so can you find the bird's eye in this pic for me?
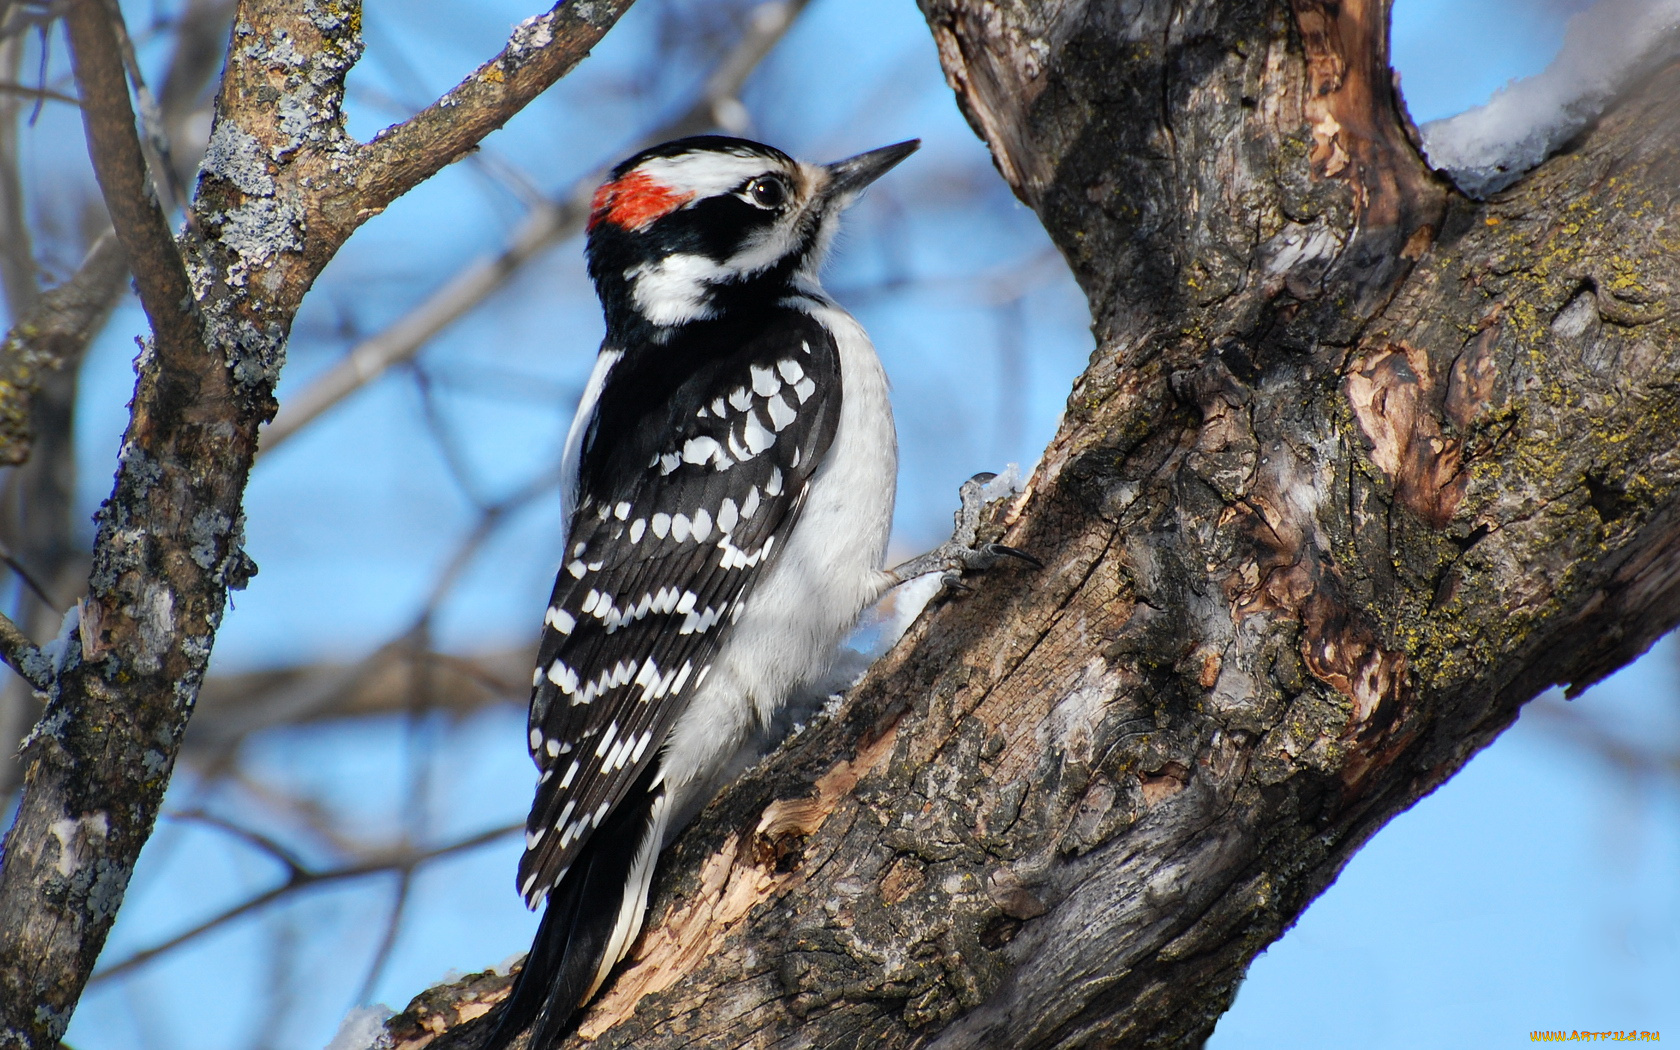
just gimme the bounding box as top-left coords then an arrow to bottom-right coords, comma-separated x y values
747,176 -> 787,209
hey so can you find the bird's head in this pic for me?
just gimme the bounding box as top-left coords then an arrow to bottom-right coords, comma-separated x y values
585,135 -> 918,336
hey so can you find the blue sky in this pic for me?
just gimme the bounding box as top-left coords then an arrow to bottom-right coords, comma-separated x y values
36,0 -> 1680,1046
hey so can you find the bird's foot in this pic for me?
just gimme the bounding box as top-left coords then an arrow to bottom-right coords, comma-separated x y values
886,472 -> 1039,596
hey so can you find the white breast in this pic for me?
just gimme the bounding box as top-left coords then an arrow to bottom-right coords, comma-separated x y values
658,296 -> 897,808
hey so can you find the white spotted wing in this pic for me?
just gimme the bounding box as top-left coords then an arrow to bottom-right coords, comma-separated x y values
517,309 -> 842,905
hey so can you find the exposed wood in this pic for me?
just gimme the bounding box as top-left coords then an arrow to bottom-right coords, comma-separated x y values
391,1 -> 1680,1047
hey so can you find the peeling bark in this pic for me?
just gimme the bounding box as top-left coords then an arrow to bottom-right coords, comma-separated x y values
392,1 -> 1680,1048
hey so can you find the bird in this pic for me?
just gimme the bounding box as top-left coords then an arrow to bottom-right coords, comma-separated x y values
481,134 -> 1032,1050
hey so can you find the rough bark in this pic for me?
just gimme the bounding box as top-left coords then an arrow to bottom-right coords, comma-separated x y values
0,1 -> 635,1045
0,1 -> 236,802
392,2 -> 1680,1048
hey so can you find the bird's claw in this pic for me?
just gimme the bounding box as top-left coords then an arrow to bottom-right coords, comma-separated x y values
976,542 -> 1042,569
937,570 -> 972,594
888,472 -> 1038,597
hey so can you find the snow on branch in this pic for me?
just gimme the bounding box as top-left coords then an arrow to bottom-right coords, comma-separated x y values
1419,0 -> 1680,198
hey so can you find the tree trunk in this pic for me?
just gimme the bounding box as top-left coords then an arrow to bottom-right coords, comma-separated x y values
0,2 -> 636,1044
390,1 -> 1680,1048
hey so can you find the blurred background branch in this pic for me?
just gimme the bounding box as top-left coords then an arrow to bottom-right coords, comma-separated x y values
260,0 -> 813,452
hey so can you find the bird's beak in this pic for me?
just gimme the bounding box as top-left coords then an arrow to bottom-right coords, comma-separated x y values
822,139 -> 920,203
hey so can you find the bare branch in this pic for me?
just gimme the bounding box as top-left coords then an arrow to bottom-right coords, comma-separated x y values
0,23 -> 39,320
0,542 -> 60,610
87,821 -> 520,986
219,768 -> 376,860
0,608 -> 46,691
0,0 -> 637,1040
356,868 -> 414,1005
0,83 -> 76,107
182,467 -> 560,750
261,187 -> 587,448
1530,701 -> 1680,780
165,809 -> 310,878
182,645 -> 530,750
62,0 -> 199,359
346,1 -> 637,219
99,0 -> 195,223
0,230 -> 127,466
262,0 -> 812,450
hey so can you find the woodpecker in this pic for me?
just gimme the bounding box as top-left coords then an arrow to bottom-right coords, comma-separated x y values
483,135 -> 1028,1049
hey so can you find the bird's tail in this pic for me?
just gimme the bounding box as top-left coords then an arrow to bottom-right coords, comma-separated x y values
479,769 -> 670,1050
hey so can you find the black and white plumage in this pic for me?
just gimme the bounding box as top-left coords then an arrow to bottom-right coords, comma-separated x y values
483,135 -> 920,1050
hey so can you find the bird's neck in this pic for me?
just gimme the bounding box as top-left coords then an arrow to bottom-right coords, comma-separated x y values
598,260 -> 811,348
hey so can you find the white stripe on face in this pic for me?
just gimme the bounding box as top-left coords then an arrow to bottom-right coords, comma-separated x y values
633,150 -> 781,202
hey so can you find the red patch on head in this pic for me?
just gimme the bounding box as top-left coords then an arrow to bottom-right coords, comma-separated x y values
588,171 -> 695,231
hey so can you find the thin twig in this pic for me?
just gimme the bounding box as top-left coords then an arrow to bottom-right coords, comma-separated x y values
0,542 -> 59,610
223,767 -> 377,859
0,23 -> 39,320
166,808 -> 310,878
420,467 -> 564,613
87,821 -> 522,985
258,189 -> 591,450
181,644 -> 534,745
0,82 -> 77,105
260,0 -> 814,451
356,862 -> 414,1004
23,18 -> 43,124
346,0 -> 638,216
1529,700 -> 1680,778
0,8 -> 54,47
0,228 -> 128,467
410,359 -> 492,510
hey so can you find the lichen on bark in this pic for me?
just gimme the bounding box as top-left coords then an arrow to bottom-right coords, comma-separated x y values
0,1 -> 638,1044
383,2 -> 1680,1048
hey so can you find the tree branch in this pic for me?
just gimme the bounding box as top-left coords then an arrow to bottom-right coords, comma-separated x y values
0,231 -> 127,467
62,0 -> 200,360
100,0 -> 196,223
0,83 -> 78,107
0,21 -> 39,321
0,0 -> 638,1042
0,609 -> 46,691
182,644 -> 532,751
262,0 -> 808,450
345,1 -> 636,221
385,3 -> 1680,1047
86,820 -> 519,986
